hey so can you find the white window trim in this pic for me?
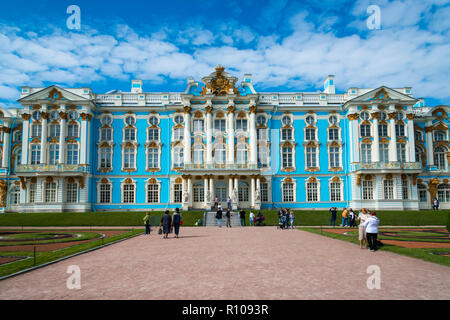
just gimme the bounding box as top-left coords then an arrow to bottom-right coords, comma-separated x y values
303,143 -> 320,171
145,180 -> 161,204
305,178 -> 320,202
97,180 -> 113,204
121,179 -> 137,204
281,179 -> 297,203
97,143 -> 114,171
121,143 -> 138,171
145,143 -> 162,170
328,177 -> 344,202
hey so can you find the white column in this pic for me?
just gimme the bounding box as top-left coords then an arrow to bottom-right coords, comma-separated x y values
2,126 -> 11,168
228,176 -> 233,198
227,106 -> 235,165
80,113 -> 88,165
187,177 -> 192,207
21,114 -> 30,165
250,176 -> 255,207
388,111 -> 398,162
183,108 -> 192,165
206,107 -> 212,165
351,116 -> 360,163
57,178 -> 64,203
40,106 -> 48,164
372,114 -> 380,162
59,107 -> 66,164
425,122 -> 434,166
406,114 -> 415,162
204,177 -> 209,208
182,177 -> 188,210
249,106 -> 257,165
209,177 -> 214,203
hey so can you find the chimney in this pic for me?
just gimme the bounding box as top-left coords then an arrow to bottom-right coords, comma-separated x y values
131,80 -> 143,93
323,75 -> 335,94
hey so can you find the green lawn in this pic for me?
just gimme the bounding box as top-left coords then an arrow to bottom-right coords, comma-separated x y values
301,227 -> 450,267
0,209 -> 448,227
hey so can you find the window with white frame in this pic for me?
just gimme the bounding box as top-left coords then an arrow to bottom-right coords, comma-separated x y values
361,144 -> 372,164
99,183 -> 111,203
124,128 -> 136,141
329,115 -> 338,125
378,124 -> 388,137
257,128 -> 268,140
173,128 -> 184,141
14,130 -> 22,142
418,184 -> 427,202
305,128 -> 316,140
10,186 -> 20,205
30,145 -> 41,165
214,119 -> 226,132
214,145 -> 226,164
258,145 -> 269,167
397,144 -> 406,163
48,144 -> 59,165
193,119 -> 204,133
362,180 -> 373,200
49,124 -> 60,137
44,182 -> 57,203
123,184 -> 135,203
236,144 -> 248,164
383,179 -> 394,200
437,184 -> 450,202
174,115 -> 184,125
395,124 -> 405,137
434,131 -> 447,141
330,182 -> 341,201
260,183 -> 268,202
147,184 -> 159,203
282,183 -> 294,202
306,147 -> 317,168
29,183 -> 37,203
328,128 -> 339,141
148,128 -> 159,141
149,116 -> 158,126
360,124 -> 371,137
14,150 -> 21,169
173,147 -> 184,167
360,111 -> 370,120
67,124 -> 79,137
415,147 -> 422,163
67,144 -> 79,165
193,145 -> 205,164
282,147 -> 293,168
123,147 -> 136,169
434,146 -> 447,170
380,143 -> 389,163
329,146 -> 340,168
402,179 -> 409,199
173,183 -> 182,203
66,183 -> 78,203
238,183 -> 249,202
31,124 -> 42,137
236,118 -> 248,131
281,128 -> 292,140
379,112 -> 387,121
306,182 -> 318,202
147,147 -> 159,169
415,130 -> 423,141
193,183 -> 204,202
100,147 -> 112,169
101,127 -> 112,141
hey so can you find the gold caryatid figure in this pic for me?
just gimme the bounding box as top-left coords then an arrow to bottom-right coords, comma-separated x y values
201,65 -> 240,96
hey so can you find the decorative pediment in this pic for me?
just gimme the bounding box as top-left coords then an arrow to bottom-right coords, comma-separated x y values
201,65 -> 239,96
18,85 -> 90,103
346,86 -> 418,104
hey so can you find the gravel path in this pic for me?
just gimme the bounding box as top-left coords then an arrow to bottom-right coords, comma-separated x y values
0,227 -> 449,300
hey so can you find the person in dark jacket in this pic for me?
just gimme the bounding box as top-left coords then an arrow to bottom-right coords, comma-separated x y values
239,208 -> 246,226
226,208 -> 232,228
216,206 -> 223,228
172,208 -> 182,238
143,212 -> 151,235
160,210 -> 172,239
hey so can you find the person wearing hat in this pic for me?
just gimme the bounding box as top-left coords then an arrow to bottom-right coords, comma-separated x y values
216,204 -> 223,228
160,210 -> 172,239
172,208 -> 182,238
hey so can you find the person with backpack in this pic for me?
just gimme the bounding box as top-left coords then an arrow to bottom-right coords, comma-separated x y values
143,212 -> 151,235
239,208 -> 246,226
225,208 -> 232,228
172,208 -> 182,238
433,198 -> 439,210
329,207 -> 337,226
341,208 -> 348,227
362,211 -> 380,252
216,205 -> 223,228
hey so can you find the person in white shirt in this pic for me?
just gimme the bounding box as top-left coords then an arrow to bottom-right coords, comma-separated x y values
362,211 -> 380,252
357,208 -> 371,249
249,211 -> 255,226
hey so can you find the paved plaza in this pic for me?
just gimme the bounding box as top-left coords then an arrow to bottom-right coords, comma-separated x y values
0,227 -> 449,300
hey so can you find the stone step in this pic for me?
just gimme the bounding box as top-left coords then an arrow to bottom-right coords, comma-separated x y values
204,211 -> 241,227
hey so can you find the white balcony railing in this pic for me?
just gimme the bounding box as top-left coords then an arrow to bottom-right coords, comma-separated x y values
353,162 -> 422,171
16,164 -> 89,173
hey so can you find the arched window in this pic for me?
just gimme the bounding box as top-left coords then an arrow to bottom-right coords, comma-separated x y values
437,184 -> 450,202
434,146 -> 447,170
330,180 -> 341,201
193,182 -> 204,202
193,145 -> 204,164
66,182 -> 78,203
236,144 -> 248,165
238,182 -> 249,202
214,145 -> 226,165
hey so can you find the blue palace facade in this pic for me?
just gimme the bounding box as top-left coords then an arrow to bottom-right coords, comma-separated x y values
0,66 -> 449,212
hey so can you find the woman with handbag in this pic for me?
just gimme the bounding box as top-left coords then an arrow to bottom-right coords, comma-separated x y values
160,210 -> 172,239
172,208 -> 182,238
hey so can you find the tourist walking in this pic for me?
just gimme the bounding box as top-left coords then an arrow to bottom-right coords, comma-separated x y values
433,198 -> 439,210
249,210 -> 255,226
349,209 -> 356,227
172,208 -> 182,238
329,207 -> 337,226
362,211 -> 380,252
289,210 -> 295,229
227,196 -> 232,209
226,208 -> 232,227
143,212 -> 151,235
341,208 -> 349,227
239,208 -> 246,226
160,210 -> 172,239
357,208 -> 370,249
214,197 -> 219,209
216,205 -> 223,228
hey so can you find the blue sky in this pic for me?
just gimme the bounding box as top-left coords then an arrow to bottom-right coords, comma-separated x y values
0,0 -> 449,108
